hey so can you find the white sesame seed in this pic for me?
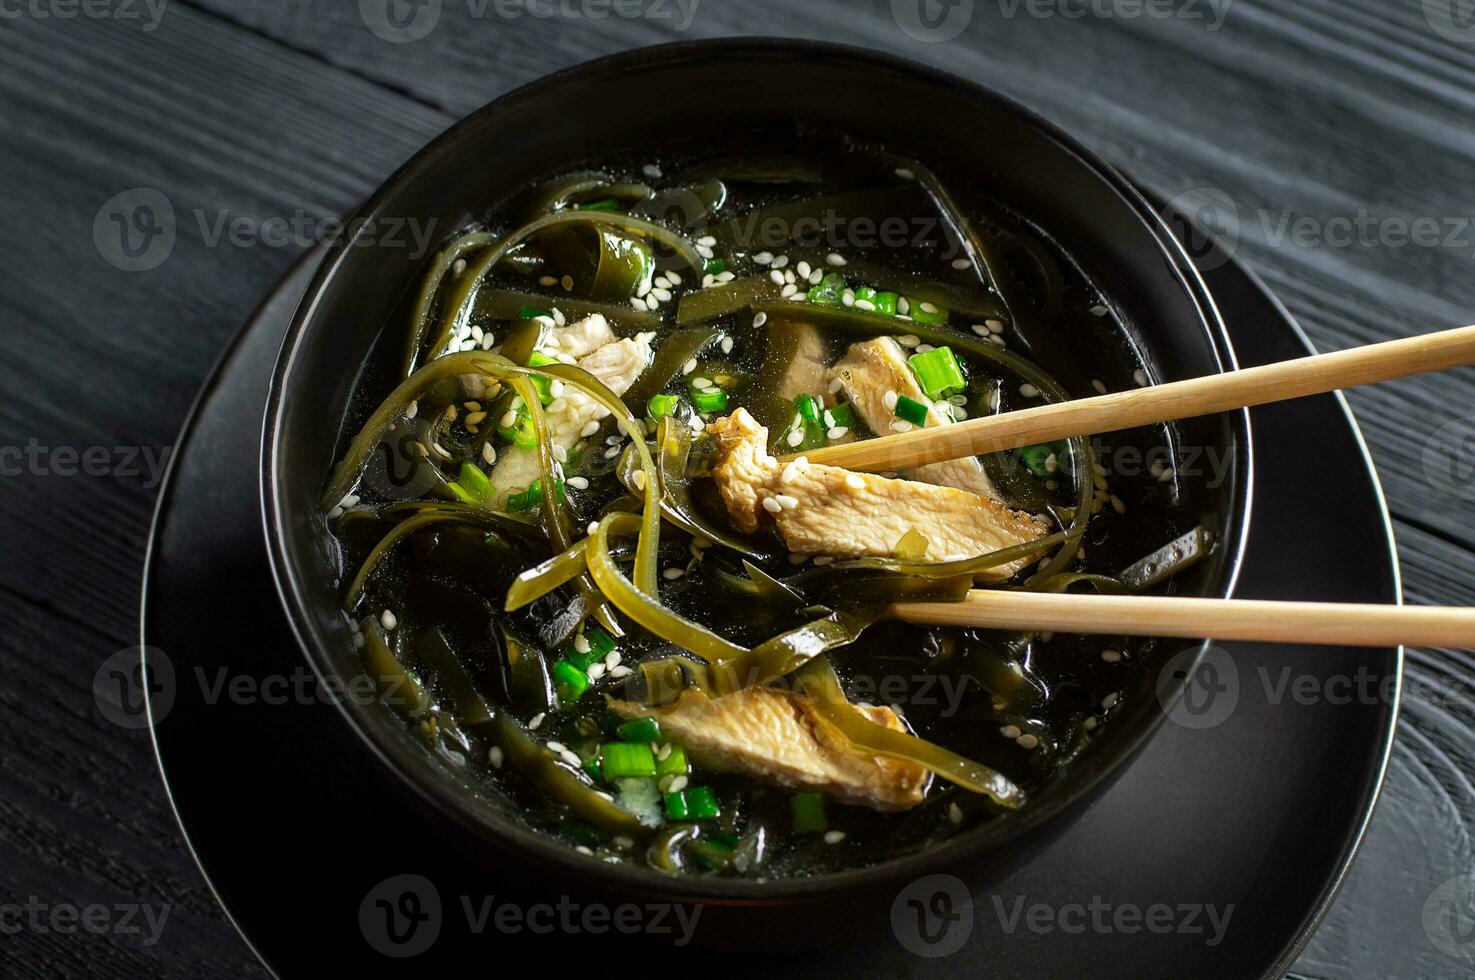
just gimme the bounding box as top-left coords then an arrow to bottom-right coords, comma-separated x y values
1102,649 -> 1123,663
697,235 -> 716,247
1016,734 -> 1040,750
489,746 -> 504,768
891,420 -> 913,433
586,662 -> 607,681
841,290 -> 855,307
769,269 -> 786,285
781,283 -> 798,298
604,650 -> 621,669
796,260 -> 811,279
951,258 -> 971,270
883,390 -> 898,410
1092,379 -> 1107,394
662,567 -> 685,581
919,301 -> 938,314
632,470 -> 647,491
897,335 -> 920,348
720,336 -> 734,354
696,244 -> 714,259
854,299 -> 875,311
539,275 -> 558,287
604,446 -> 621,459
825,252 -> 846,266
785,428 -> 804,448
826,426 -> 848,440
1111,495 -> 1126,514
1000,725 -> 1022,739
547,741 -> 568,754
948,802 -> 964,825
1084,716 -> 1099,731
897,296 -> 910,315
1019,383 -> 1040,398
609,665 -> 632,678
771,254 -> 789,269
762,496 -> 784,514
587,521 -> 600,535
645,294 -> 659,310
552,445 -> 568,464
380,609 -> 397,630
529,712 -> 546,730
971,323 -> 989,336
895,167 -> 915,180
754,251 -> 773,265
682,358 -> 698,375
824,830 -> 846,844
654,276 -> 671,290
1091,304 -> 1108,317
652,287 -> 672,303
643,163 -> 662,178
752,312 -> 768,328
776,494 -> 799,510
1134,368 -> 1149,387
1102,693 -> 1119,709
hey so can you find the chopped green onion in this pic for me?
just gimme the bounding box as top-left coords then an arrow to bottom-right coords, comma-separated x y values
616,717 -> 662,744
663,785 -> 720,821
509,477 -> 565,513
854,286 -> 877,304
648,393 -> 681,420
1019,441 -> 1068,479
447,482 -> 478,505
691,387 -> 728,413
518,305 -> 552,319
807,273 -> 845,305
873,291 -> 899,316
704,258 -> 727,275
823,403 -> 855,430
600,742 -> 657,779
907,297 -> 948,325
791,792 -> 828,832
577,198 -> 621,212
456,461 -> 492,502
654,744 -> 689,777
552,659 -> 589,706
585,623 -> 615,658
894,394 -> 929,427
795,393 -> 823,424
908,346 -> 967,400
497,404 -> 537,448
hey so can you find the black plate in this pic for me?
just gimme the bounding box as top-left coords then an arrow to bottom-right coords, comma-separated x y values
141,213 -> 1399,976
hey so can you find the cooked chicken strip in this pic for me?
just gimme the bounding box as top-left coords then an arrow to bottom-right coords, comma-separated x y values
610,687 -> 928,811
708,408 -> 1047,578
826,337 -> 1001,499
772,322 -> 828,403
543,312 -> 617,359
489,328 -> 653,495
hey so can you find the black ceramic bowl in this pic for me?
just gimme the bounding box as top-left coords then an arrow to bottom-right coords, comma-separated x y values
262,40 -> 1251,945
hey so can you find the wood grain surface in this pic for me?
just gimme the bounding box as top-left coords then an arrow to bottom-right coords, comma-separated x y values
1,1 -> 1472,976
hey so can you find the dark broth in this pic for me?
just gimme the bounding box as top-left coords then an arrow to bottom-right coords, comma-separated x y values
323,132 -> 1210,878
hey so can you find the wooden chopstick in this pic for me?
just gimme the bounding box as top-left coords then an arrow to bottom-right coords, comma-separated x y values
794,324 -> 1475,472
890,591 -> 1475,648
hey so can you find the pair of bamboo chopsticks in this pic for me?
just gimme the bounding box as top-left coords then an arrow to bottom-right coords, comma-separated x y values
791,324 -> 1475,648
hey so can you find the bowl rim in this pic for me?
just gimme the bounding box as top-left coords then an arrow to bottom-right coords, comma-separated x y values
261,36 -> 1252,903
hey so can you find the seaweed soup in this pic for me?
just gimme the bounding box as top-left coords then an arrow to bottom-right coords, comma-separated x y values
320,130 -> 1217,879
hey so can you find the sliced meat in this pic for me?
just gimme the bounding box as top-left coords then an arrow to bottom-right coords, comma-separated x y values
543,312 -> 616,359
707,408 -> 1048,579
770,322 -> 828,402
610,686 -> 928,811
489,332 -> 653,495
826,337 -> 1001,499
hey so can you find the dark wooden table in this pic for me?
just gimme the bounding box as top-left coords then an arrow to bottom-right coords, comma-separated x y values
3,1 -> 1473,975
